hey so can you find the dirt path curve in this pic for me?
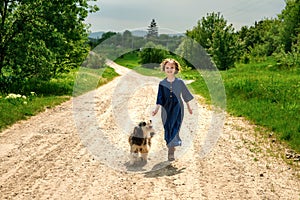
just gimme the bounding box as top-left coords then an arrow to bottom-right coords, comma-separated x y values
1,61 -> 299,199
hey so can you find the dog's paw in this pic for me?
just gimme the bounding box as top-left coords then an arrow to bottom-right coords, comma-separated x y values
140,159 -> 147,165
129,160 -> 135,165
150,132 -> 155,137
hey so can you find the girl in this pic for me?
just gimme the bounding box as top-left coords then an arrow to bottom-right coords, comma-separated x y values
152,58 -> 193,161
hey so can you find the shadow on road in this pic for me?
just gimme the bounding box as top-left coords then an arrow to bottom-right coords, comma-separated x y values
144,162 -> 186,178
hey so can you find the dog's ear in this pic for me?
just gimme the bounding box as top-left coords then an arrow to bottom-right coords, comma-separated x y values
133,127 -> 139,135
139,121 -> 146,127
133,126 -> 143,138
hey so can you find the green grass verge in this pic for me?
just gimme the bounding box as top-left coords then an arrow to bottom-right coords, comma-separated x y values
114,53 -> 300,153
0,66 -> 119,131
223,61 -> 300,152
0,95 -> 70,131
115,53 -> 166,78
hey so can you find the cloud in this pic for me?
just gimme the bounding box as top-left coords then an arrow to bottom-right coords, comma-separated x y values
85,0 -> 285,33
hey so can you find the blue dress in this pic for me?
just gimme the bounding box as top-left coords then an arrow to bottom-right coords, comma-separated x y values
156,78 -> 194,147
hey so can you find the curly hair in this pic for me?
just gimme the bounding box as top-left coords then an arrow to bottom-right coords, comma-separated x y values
160,58 -> 181,74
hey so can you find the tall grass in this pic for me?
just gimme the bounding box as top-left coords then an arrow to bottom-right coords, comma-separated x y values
223,60 -> 300,152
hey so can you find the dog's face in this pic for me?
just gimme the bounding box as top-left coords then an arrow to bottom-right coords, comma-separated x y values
138,120 -> 155,138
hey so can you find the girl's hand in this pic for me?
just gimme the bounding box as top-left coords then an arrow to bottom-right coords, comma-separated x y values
152,109 -> 157,116
188,106 -> 193,114
186,102 -> 193,114
152,105 -> 160,116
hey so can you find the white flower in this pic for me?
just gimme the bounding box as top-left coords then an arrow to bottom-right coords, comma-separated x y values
6,93 -> 17,99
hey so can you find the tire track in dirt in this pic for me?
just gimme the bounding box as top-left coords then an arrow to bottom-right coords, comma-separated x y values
0,61 -> 299,199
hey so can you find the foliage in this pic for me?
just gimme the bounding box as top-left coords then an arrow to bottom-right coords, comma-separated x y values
156,34 -> 183,52
146,19 -> 158,39
0,0 -> 99,93
81,52 -> 106,69
186,12 -> 238,70
273,34 -> 300,69
0,66 -> 119,130
140,42 -> 168,68
278,0 -> 300,52
114,52 -> 141,69
114,52 -> 166,78
236,0 -> 300,68
88,31 -> 117,48
0,95 -> 70,131
175,37 -> 198,70
237,19 -> 282,62
223,61 -> 300,152
72,66 -> 119,96
210,22 -> 238,70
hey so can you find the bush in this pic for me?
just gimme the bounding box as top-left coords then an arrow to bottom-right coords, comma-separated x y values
140,42 -> 168,68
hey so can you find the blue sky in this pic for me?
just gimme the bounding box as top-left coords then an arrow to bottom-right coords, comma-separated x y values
85,0 -> 286,33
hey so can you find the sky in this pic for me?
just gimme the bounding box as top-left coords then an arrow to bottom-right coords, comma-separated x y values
85,0 -> 286,34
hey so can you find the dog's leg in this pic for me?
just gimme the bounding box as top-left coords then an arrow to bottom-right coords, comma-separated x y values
130,147 -> 139,165
141,153 -> 148,163
140,147 -> 149,163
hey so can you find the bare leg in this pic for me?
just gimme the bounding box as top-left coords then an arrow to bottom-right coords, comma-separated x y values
168,146 -> 175,161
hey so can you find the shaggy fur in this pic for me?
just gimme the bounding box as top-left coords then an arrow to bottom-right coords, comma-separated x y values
128,120 -> 155,165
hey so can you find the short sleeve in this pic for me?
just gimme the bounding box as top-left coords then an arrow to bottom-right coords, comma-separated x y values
181,80 -> 194,102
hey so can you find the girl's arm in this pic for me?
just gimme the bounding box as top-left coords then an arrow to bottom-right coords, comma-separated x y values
152,104 -> 160,116
186,102 -> 193,114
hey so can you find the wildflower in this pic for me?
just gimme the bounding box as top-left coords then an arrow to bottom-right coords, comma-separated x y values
5,93 -> 17,99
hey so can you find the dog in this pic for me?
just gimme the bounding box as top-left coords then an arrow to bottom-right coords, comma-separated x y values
128,120 -> 155,165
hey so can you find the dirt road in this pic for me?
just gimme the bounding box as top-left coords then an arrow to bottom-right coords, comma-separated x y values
0,61 -> 299,199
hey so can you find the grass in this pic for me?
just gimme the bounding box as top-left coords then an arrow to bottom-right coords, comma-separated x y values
114,53 -> 300,153
223,61 -> 300,152
0,95 -> 70,130
73,65 -> 119,96
0,66 -> 119,131
115,53 -> 165,78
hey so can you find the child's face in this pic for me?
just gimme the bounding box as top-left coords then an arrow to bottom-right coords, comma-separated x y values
164,62 -> 176,75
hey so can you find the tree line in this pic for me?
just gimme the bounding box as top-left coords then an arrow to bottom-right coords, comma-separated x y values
1,0 -> 299,93
92,0 -> 299,71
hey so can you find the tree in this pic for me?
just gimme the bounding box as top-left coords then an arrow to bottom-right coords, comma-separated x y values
175,37 -> 198,70
140,42 -> 167,68
98,31 -> 117,44
186,12 -> 238,70
278,0 -> 300,52
0,0 -> 99,92
210,23 -> 238,70
237,19 -> 281,61
122,30 -> 133,48
146,19 -> 158,38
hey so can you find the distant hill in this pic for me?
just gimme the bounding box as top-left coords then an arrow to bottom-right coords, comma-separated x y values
88,31 -> 105,39
131,30 -> 147,37
88,30 -> 184,39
